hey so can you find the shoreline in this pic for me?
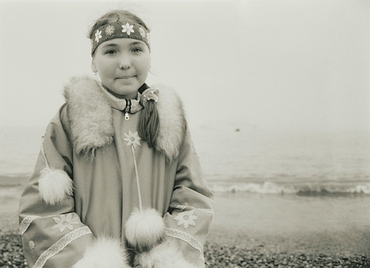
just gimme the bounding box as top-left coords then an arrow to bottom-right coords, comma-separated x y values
1,231 -> 369,267
1,186 -> 370,267
3,175 -> 370,197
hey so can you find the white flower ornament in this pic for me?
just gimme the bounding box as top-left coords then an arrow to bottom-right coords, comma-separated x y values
139,27 -> 146,38
105,25 -> 115,35
95,29 -> 102,43
122,23 -> 134,36
143,89 -> 159,103
174,210 -> 198,230
146,32 -> 151,45
123,130 -> 144,214
52,214 -> 79,232
124,131 -> 141,149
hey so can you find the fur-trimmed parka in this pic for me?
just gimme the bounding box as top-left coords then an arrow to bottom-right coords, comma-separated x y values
19,76 -> 214,268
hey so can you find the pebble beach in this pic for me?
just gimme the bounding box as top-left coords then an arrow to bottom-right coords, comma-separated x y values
1,184 -> 370,267
1,232 -> 370,267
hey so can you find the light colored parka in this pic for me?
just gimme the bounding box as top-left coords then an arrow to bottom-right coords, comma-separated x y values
19,76 -> 214,268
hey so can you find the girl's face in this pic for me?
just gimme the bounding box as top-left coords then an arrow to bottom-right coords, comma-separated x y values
92,38 -> 150,99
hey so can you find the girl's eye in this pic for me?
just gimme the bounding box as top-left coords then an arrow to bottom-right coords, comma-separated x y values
131,47 -> 143,53
105,50 -> 117,55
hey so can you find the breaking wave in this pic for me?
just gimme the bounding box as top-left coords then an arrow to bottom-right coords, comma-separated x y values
209,181 -> 370,196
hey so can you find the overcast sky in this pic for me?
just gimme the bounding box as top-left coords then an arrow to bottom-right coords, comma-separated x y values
1,0 -> 369,131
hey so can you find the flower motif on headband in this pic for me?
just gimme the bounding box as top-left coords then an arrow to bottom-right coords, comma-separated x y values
122,23 -> 134,36
95,30 -> 102,43
146,32 -> 151,45
105,25 -> 115,36
139,27 -> 146,38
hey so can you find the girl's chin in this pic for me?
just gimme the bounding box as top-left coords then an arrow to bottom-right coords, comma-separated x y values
108,87 -> 139,99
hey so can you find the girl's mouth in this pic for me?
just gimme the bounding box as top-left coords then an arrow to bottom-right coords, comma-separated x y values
116,75 -> 135,80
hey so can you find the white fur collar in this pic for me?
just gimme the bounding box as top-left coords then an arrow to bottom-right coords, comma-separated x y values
63,76 -> 186,161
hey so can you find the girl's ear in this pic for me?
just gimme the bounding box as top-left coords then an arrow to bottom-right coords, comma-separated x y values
91,60 -> 97,73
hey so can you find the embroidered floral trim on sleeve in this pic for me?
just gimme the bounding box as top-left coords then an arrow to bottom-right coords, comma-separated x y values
33,226 -> 92,268
174,210 -> 198,230
199,253 -> 205,263
20,216 -> 40,235
52,214 -> 80,232
165,228 -> 203,253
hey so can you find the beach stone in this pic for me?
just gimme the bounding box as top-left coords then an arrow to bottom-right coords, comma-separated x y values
2,233 -> 370,268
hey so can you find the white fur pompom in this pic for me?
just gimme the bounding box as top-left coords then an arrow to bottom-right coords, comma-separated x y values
135,239 -> 197,268
125,208 -> 165,252
73,237 -> 129,268
38,168 -> 73,205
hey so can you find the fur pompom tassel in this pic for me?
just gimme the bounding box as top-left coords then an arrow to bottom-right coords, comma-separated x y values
38,168 -> 73,205
73,237 -> 129,268
125,208 -> 165,252
135,239 -> 197,268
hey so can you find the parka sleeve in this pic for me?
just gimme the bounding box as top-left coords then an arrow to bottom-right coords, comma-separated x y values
162,127 -> 214,267
18,105 -> 95,268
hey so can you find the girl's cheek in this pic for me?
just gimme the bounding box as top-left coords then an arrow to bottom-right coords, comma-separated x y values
101,62 -> 115,74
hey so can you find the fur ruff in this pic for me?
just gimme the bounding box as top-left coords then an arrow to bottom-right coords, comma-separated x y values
154,85 -> 186,160
38,168 -> 73,205
125,208 -> 165,252
134,239 -> 197,268
64,77 -> 186,161
64,76 -> 115,158
73,237 -> 129,268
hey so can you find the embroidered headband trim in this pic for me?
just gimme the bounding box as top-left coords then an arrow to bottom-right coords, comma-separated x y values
91,21 -> 150,55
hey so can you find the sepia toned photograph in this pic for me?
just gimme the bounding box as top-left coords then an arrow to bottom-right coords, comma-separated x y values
1,0 -> 369,267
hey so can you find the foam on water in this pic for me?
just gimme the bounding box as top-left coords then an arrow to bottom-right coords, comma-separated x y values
209,180 -> 370,196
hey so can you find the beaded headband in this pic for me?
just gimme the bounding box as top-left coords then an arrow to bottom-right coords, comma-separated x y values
91,21 -> 151,55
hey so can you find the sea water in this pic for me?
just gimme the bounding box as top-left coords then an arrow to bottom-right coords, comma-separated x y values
0,126 -> 44,177
1,125 -> 370,196
191,124 -> 370,196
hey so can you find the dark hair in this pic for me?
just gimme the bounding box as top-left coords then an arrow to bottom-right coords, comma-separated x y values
138,98 -> 160,149
89,10 -> 159,149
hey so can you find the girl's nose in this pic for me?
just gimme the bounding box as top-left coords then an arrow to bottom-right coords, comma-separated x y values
119,62 -> 131,70
119,55 -> 131,70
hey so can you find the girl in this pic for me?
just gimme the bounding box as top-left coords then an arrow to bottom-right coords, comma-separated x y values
19,10 -> 214,268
